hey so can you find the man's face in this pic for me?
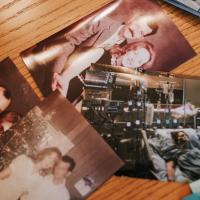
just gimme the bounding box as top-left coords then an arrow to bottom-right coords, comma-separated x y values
0,87 -> 11,113
122,21 -> 153,39
177,132 -> 189,143
121,47 -> 150,68
54,161 -> 71,179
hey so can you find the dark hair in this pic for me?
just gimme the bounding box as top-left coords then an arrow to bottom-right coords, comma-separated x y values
171,131 -> 187,144
4,89 -> 11,100
146,20 -> 158,36
0,85 -> 11,100
109,41 -> 155,69
62,155 -> 76,171
30,147 -> 62,176
0,111 -> 21,124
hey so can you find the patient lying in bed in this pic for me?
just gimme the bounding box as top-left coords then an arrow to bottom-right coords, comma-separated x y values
148,128 -> 200,182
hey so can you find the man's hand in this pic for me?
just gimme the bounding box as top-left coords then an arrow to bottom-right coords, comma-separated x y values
51,72 -> 69,97
166,160 -> 176,181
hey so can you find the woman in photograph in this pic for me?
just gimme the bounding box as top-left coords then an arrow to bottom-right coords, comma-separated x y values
21,155 -> 76,200
109,41 -> 155,69
164,131 -> 200,182
0,147 -> 62,200
50,19 -> 157,94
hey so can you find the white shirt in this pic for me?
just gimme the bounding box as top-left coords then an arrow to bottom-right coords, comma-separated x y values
0,155 -> 43,200
21,175 -> 70,200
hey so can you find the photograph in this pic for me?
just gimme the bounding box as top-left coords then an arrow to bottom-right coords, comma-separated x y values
77,62 -> 200,183
21,0 -> 196,102
0,91 -> 123,200
0,58 -> 39,151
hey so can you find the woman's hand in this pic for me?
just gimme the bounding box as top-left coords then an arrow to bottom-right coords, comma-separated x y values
51,72 -> 69,97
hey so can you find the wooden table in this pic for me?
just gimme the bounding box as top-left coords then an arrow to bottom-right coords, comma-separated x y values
0,0 -> 199,199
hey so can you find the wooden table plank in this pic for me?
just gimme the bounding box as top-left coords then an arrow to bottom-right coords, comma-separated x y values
0,0 -> 114,60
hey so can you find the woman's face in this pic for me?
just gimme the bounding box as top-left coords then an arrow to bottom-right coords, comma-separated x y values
40,152 -> 59,169
122,21 -> 153,39
177,132 -> 188,143
121,47 -> 151,68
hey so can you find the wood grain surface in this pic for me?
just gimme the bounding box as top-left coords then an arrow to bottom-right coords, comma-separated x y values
0,0 -> 199,199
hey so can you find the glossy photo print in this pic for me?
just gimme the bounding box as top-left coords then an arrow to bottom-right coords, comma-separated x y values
0,92 -> 123,200
79,63 -> 200,183
21,0 -> 196,102
20,0 -> 198,184
0,58 -> 39,151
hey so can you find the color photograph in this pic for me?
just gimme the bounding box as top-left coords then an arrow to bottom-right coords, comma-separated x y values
21,0 -> 196,102
78,63 -> 200,183
20,0 -> 198,183
0,92 -> 123,200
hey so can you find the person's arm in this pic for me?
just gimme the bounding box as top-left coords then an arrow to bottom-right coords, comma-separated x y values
0,167 -> 11,180
51,20 -> 103,93
51,20 -> 102,74
56,47 -> 104,96
166,160 -> 176,181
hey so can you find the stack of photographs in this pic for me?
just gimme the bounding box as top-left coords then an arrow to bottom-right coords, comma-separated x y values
0,0 -> 199,199
0,87 -> 123,200
0,58 -> 39,153
20,0 -> 199,184
164,0 -> 200,17
20,54 -> 200,183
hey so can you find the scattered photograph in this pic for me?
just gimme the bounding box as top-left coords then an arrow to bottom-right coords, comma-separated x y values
77,62 -> 200,183
0,91 -> 123,200
21,0 -> 196,102
0,58 -> 39,151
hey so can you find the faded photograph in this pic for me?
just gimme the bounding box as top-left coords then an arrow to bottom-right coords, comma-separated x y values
21,0 -> 196,102
0,92 -> 123,200
0,58 -> 39,151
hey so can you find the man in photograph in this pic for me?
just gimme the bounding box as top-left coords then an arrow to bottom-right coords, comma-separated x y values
21,155 -> 76,200
22,0 -> 196,104
50,15 -> 158,99
163,131 -> 200,182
